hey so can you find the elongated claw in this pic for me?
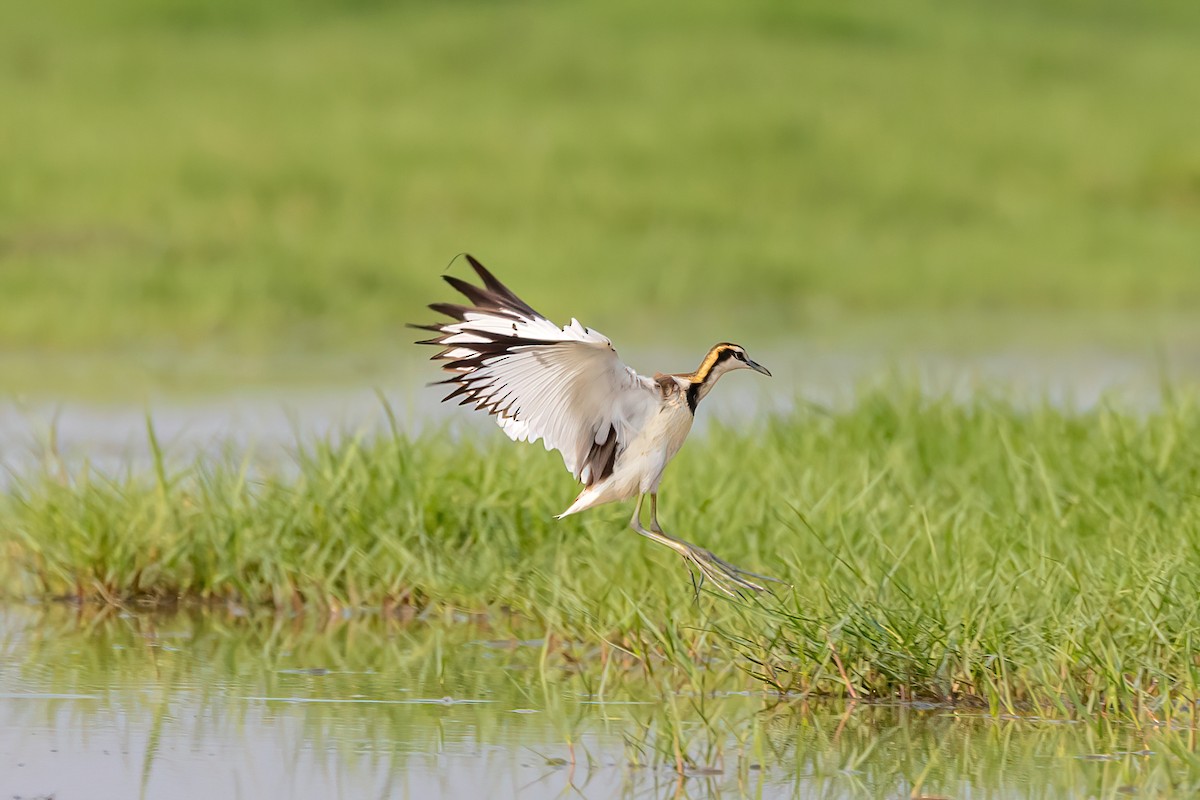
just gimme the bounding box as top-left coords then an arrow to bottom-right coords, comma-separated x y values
677,543 -> 768,597
629,519 -> 781,598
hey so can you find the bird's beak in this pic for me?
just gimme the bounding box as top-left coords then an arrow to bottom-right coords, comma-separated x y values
748,359 -> 771,377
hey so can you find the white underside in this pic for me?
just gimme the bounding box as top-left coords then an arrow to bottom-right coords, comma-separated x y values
556,399 -> 695,518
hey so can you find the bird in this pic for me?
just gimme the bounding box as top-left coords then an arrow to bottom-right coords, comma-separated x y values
413,255 -> 775,595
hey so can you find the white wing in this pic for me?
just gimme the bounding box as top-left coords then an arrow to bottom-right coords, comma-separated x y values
415,255 -> 659,485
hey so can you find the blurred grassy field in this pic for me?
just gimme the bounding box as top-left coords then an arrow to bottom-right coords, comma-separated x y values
3,0 -> 1200,364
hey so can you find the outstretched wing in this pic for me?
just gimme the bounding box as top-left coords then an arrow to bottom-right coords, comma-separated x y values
413,255 -> 658,486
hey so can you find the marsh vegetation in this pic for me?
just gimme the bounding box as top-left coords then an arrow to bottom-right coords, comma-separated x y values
6,388 -> 1200,720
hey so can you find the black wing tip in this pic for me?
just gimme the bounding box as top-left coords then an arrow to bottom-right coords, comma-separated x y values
428,302 -> 471,321
445,252 -> 491,287
420,252 -> 545,345
466,255 -> 503,293
442,274 -> 473,292
456,254 -> 535,313
464,253 -> 486,273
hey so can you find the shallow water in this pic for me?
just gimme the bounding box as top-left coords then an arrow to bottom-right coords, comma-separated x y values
3,605 -> 1199,799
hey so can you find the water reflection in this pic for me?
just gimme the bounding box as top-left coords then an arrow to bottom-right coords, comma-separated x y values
3,604 -> 1200,799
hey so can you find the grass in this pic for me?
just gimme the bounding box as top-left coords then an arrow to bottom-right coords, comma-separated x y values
5,385 -> 1200,715
3,0 -> 1200,362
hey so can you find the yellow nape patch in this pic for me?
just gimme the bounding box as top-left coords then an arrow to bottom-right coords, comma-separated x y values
687,343 -> 736,383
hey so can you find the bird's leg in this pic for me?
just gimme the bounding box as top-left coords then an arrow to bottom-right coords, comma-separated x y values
630,493 -> 646,530
631,493 -> 778,597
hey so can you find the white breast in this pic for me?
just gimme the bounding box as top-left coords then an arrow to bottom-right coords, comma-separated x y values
555,377 -> 695,518
612,393 -> 695,496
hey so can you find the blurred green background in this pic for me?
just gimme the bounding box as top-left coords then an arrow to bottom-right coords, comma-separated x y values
3,0 -> 1199,395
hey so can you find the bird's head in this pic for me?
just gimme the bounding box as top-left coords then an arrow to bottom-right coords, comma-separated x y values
684,342 -> 770,409
679,343 -> 772,410
712,343 -> 771,378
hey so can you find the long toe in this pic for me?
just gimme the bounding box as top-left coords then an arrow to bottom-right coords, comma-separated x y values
706,551 -> 785,587
683,547 -> 767,596
645,527 -> 779,597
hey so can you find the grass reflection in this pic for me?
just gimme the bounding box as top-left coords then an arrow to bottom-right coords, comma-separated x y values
6,604 -> 1200,799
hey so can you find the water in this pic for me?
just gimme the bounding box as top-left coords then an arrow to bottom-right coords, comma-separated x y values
3,605 -> 1198,799
5,340 -> 1199,485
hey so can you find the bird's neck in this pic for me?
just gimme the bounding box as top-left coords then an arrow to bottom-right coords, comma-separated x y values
683,348 -> 730,412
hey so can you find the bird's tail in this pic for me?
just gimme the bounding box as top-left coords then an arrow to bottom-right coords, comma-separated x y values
555,485 -> 608,519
